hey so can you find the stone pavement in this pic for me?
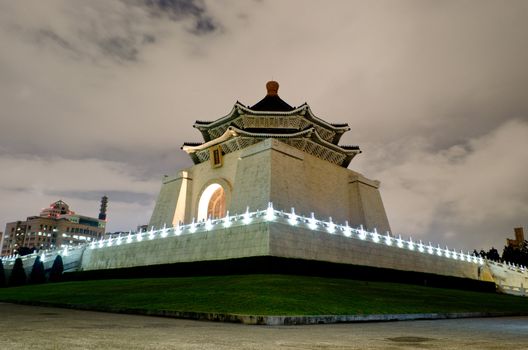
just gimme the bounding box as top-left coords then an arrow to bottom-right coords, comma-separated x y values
1,303 -> 527,349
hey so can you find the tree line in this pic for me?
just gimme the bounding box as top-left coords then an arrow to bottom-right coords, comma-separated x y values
473,240 -> 528,267
0,255 -> 64,288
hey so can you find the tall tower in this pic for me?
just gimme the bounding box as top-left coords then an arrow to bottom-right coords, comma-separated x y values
98,195 -> 108,221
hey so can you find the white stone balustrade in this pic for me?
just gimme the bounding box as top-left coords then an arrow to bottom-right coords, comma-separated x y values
1,203 -> 527,285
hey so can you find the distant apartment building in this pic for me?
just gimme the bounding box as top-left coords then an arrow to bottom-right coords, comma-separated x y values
1,200 -> 106,256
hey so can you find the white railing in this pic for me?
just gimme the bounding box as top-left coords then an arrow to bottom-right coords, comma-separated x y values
84,203 -> 526,274
487,260 -> 527,274
2,203 -> 526,277
1,245 -> 85,267
497,282 -> 527,297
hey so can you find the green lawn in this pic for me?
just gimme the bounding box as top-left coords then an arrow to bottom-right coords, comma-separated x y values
0,275 -> 527,316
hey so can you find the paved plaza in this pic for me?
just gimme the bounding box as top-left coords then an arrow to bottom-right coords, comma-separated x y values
1,303 -> 527,349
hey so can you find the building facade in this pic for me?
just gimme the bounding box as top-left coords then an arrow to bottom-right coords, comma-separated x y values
1,200 -> 105,256
506,227 -> 525,249
149,81 -> 391,234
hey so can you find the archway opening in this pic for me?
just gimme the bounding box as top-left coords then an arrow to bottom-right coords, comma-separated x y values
197,183 -> 226,221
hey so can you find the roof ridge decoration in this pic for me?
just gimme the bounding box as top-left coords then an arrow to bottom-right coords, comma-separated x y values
182,126 -> 317,154
183,82 -> 360,167
195,102 -> 350,130
182,126 -> 361,167
249,80 -> 295,111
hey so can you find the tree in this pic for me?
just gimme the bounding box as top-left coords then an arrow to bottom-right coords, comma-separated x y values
502,240 -> 528,266
0,259 -> 6,288
29,256 -> 46,284
519,240 -> 528,267
9,258 -> 26,287
486,247 -> 500,262
49,255 -> 64,283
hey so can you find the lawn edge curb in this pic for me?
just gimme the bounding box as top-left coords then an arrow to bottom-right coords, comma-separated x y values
2,300 -> 527,325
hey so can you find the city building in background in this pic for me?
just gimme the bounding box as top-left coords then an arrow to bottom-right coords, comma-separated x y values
506,227 -> 525,249
1,199 -> 106,256
98,195 -> 108,221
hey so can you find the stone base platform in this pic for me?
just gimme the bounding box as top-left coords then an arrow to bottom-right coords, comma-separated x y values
76,209 -> 497,292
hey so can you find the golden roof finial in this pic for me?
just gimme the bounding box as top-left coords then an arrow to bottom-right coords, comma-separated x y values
266,80 -> 279,96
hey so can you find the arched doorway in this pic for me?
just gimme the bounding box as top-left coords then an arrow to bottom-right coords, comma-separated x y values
197,183 -> 227,221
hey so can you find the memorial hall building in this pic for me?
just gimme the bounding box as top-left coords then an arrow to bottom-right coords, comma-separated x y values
149,81 -> 391,235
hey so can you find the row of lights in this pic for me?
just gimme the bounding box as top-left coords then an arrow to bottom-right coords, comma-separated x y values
83,203 -> 527,273
2,245 -> 78,265
2,203 -> 526,274
275,205 -> 489,267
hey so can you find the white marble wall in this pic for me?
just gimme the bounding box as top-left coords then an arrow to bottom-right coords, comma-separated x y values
149,139 -> 391,234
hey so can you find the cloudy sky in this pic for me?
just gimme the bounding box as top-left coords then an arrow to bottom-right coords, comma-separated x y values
1,0 -> 527,252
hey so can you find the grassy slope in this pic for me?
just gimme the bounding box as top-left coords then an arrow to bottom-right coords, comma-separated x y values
0,275 -> 527,315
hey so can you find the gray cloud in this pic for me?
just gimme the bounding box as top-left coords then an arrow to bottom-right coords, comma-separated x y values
2,0 -> 219,65
141,0 -> 218,34
0,0 -> 527,251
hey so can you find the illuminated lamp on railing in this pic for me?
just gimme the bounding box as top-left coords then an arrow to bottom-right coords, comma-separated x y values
342,221 -> 352,237
327,217 -> 336,234
472,255 -> 477,264
243,207 -> 252,225
479,257 -> 484,265
288,208 -> 298,226
90,240 -> 96,249
418,240 -> 425,253
127,231 -> 133,243
116,235 -> 122,245
436,244 -> 443,256
385,233 -> 392,245
222,211 -> 231,228
407,237 -> 414,250
107,239 -> 113,247
452,248 -> 457,259
190,218 -> 197,233
444,246 -> 450,258
149,227 -> 155,240
308,213 -> 318,230
265,202 -> 275,221
396,235 -> 403,248
372,228 -> 380,243
174,223 -> 182,236
98,239 -> 104,248
137,230 -> 143,242
161,223 -> 168,237
357,225 -> 366,240
205,217 -> 213,231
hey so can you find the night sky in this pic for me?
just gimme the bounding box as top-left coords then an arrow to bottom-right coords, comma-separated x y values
1,0 -> 527,252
